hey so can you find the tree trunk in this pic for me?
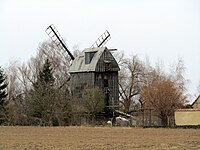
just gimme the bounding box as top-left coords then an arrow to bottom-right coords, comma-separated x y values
160,114 -> 168,127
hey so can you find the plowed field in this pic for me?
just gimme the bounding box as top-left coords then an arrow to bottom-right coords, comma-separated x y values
0,126 -> 199,150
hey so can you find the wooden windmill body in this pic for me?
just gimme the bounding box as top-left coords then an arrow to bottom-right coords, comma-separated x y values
46,25 -> 120,113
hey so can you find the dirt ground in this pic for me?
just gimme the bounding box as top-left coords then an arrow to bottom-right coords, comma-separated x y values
0,126 -> 200,150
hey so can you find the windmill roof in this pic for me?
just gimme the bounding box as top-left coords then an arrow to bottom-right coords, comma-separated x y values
69,47 -> 106,73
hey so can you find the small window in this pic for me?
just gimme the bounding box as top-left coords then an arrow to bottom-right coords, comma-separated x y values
105,63 -> 112,71
85,52 -> 96,64
103,75 -> 108,87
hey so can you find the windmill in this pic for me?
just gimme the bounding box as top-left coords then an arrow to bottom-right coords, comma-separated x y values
46,24 -> 119,115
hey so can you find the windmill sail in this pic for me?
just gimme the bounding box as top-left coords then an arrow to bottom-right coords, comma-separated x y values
91,30 -> 111,48
46,24 -> 75,60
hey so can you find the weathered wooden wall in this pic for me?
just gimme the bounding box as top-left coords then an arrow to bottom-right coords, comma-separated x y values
70,48 -> 119,111
70,72 -> 95,97
95,49 -> 119,72
94,72 -> 119,105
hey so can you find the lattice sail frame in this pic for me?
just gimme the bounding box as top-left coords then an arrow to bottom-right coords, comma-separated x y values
91,30 -> 111,48
46,24 -> 75,60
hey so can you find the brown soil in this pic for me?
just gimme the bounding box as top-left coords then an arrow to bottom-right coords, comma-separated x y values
0,126 -> 199,150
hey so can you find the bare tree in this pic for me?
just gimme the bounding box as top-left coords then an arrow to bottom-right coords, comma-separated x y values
140,59 -> 187,126
17,40 -> 78,95
19,40 -> 73,90
170,58 -> 187,93
3,61 -> 29,125
4,40 -> 76,125
140,76 -> 186,126
6,61 -> 24,101
82,87 -> 105,124
118,55 -> 145,113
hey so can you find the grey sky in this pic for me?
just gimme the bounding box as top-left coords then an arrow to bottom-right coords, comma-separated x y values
0,0 -> 200,101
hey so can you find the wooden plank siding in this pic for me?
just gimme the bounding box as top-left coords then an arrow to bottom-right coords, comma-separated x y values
69,47 -> 120,112
70,72 -> 95,97
95,49 -> 119,72
94,72 -> 119,105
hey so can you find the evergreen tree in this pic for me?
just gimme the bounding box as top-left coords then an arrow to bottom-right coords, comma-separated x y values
27,59 -> 72,126
39,59 -> 55,84
0,66 -> 8,124
0,67 -> 8,106
34,59 -> 55,88
27,59 -> 56,125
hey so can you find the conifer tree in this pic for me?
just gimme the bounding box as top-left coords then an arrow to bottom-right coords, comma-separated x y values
0,67 -> 8,124
33,59 -> 55,89
26,59 -> 72,126
0,67 -> 8,106
27,59 -> 56,125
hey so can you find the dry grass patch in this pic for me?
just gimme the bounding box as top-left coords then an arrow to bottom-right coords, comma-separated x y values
0,126 -> 200,150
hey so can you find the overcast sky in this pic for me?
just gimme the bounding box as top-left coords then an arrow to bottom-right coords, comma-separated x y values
0,0 -> 200,101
